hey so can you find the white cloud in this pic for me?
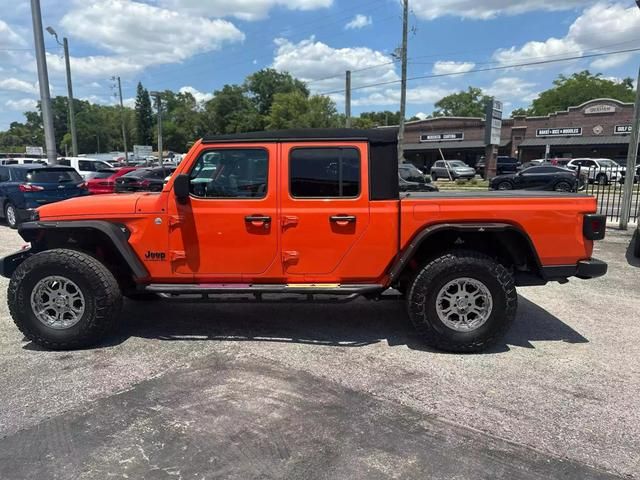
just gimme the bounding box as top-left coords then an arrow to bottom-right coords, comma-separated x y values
158,0 -> 332,21
61,0 -> 245,56
432,61 -> 476,75
272,36 -> 398,94
345,14 -> 372,30
179,86 -> 213,103
485,77 -> 537,102
411,0 -> 594,20
413,112 -> 429,120
493,3 -> 640,70
5,98 -> 37,111
0,19 -> 26,47
0,78 -> 38,95
352,86 -> 455,107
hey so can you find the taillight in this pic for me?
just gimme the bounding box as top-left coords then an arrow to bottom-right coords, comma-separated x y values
78,182 -> 87,189
140,179 -> 151,188
583,214 -> 606,240
19,184 -> 44,192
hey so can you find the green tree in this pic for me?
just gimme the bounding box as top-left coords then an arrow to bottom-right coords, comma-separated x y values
203,85 -> 262,135
266,91 -> 339,130
245,69 -> 309,117
135,82 -> 153,146
433,87 -> 492,117
527,71 -> 636,116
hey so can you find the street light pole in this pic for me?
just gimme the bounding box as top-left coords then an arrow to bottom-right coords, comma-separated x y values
30,0 -> 57,165
47,27 -> 78,157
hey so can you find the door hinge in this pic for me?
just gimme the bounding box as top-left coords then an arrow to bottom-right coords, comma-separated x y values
169,250 -> 186,262
169,215 -> 184,228
282,251 -> 299,264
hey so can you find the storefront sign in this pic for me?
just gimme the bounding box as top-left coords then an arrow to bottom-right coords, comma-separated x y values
485,99 -> 503,146
584,104 -> 616,115
536,127 -> 583,137
25,146 -> 43,156
420,132 -> 464,142
615,125 -> 633,134
133,145 -> 153,159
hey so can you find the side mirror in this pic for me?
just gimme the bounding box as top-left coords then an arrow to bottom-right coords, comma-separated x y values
173,174 -> 190,202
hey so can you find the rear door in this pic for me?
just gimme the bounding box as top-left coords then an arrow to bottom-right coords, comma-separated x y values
279,143 -> 370,278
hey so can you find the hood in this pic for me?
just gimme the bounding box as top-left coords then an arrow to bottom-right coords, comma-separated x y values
37,193 -> 142,219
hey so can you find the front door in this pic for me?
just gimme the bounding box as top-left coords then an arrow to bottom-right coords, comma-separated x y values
168,145 -> 279,279
279,143 -> 370,280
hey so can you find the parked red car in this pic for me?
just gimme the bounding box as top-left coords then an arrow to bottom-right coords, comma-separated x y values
86,167 -> 138,194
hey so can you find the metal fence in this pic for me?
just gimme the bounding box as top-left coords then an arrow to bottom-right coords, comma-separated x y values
577,166 -> 640,224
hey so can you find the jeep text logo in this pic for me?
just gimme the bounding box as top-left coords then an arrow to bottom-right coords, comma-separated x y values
145,251 -> 166,261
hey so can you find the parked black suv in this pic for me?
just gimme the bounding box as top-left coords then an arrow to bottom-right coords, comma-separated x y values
476,156 -> 521,177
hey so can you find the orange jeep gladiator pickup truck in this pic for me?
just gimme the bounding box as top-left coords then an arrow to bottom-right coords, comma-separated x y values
1,129 -> 607,352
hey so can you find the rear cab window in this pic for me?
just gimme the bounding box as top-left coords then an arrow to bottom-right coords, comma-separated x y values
289,148 -> 360,198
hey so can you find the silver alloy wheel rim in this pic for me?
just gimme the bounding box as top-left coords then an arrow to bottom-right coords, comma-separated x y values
30,276 -> 85,329
6,205 -> 16,226
436,277 -> 493,332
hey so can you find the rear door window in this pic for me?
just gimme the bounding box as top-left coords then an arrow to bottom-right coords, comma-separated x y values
26,169 -> 83,183
289,148 -> 360,198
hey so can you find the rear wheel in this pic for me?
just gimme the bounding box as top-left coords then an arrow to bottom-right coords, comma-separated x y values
5,202 -> 18,229
8,249 -> 122,350
431,172 -> 438,181
407,250 -> 517,353
554,181 -> 572,192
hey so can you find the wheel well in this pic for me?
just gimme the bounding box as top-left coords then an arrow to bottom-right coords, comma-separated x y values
395,227 -> 541,286
27,228 -> 137,291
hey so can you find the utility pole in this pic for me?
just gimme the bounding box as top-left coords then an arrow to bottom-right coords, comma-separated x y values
46,27 -> 78,157
620,62 -> 640,227
150,92 -> 164,177
113,76 -> 129,164
345,70 -> 352,128
30,0 -> 57,165
397,0 -> 409,164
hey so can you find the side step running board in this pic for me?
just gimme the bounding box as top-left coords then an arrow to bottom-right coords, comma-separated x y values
145,283 -> 386,296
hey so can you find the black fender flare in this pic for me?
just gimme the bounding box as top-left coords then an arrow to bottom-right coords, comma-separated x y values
2,220 -> 149,280
387,222 -> 543,282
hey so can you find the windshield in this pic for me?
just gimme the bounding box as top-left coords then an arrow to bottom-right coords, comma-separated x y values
26,168 -> 83,183
448,161 -> 467,168
399,167 -> 425,183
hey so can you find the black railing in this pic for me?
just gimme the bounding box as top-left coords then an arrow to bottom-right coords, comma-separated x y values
577,165 -> 640,223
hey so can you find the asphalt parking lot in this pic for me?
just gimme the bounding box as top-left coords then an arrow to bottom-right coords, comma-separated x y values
0,226 -> 638,479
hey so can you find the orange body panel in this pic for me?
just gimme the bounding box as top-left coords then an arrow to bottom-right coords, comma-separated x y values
35,139 -> 598,286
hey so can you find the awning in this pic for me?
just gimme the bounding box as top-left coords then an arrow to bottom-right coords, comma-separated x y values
519,136 -> 631,148
405,139 -> 510,151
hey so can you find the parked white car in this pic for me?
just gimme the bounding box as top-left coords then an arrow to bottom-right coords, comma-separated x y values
57,157 -> 114,179
566,158 -> 623,185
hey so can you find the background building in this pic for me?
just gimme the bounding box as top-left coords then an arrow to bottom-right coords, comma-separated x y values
402,98 -> 635,170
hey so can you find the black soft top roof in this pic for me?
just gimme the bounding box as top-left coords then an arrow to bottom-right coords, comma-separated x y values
202,128 -> 399,145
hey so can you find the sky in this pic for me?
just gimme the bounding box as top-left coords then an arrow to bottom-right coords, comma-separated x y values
1,0 -> 640,130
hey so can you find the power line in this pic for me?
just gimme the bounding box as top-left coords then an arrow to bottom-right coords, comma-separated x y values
318,46 -> 640,95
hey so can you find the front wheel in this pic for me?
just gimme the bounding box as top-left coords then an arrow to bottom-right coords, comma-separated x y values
431,172 -> 438,181
497,181 -> 513,190
553,181 -> 573,192
407,250 -> 517,353
8,249 -> 122,350
596,173 -> 608,186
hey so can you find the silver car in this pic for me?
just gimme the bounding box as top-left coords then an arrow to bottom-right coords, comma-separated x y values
431,160 -> 476,181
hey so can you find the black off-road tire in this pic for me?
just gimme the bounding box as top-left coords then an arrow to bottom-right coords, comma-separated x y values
8,249 -> 122,350
407,250 -> 517,353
